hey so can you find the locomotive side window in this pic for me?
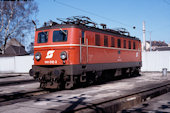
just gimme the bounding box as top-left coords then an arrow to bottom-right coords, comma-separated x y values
95,34 -> 100,46
124,40 -> 126,48
82,31 -> 85,44
38,32 -> 48,43
117,39 -> 121,48
111,37 -> 115,47
53,30 -> 67,42
133,42 -> 136,49
128,41 -> 131,49
104,36 -> 108,47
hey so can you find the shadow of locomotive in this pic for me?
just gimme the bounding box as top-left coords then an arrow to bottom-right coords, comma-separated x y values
122,102 -> 170,113
72,73 -> 141,90
31,74 -> 142,113
34,94 -> 106,113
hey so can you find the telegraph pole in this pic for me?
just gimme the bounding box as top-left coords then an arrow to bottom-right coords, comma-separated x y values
143,21 -> 146,51
150,31 -> 152,51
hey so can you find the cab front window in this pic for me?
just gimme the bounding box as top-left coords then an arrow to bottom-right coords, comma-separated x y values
53,30 -> 68,42
37,32 -> 48,43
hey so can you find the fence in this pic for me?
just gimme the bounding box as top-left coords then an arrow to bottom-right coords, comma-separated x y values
141,51 -> 170,72
0,56 -> 33,73
0,51 -> 169,73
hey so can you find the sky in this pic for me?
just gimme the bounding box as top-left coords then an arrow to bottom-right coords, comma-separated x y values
35,0 -> 170,43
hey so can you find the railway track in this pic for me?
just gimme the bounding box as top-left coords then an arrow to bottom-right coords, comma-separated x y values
0,74 -> 53,106
0,80 -> 37,87
0,89 -> 51,106
0,73 -> 135,105
0,79 -> 36,87
73,81 -> 170,113
0,74 -> 22,79
1,79 -> 169,113
0,73 -> 169,113
0,74 -> 36,86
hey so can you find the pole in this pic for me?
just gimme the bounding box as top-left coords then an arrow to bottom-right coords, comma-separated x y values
150,31 -> 152,51
143,21 -> 146,51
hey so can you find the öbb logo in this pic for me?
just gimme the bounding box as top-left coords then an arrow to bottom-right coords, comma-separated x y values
46,50 -> 55,59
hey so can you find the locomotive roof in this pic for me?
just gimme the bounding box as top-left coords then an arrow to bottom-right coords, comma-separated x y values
37,24 -> 140,41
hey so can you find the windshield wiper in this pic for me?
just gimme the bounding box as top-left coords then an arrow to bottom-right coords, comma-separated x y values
42,30 -> 48,37
59,28 -> 67,35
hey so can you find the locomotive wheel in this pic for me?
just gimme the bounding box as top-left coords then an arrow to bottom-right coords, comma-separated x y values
40,82 -> 46,88
100,69 -> 116,82
80,73 -> 87,83
63,75 -> 74,89
79,73 -> 87,87
122,68 -> 130,78
128,67 -> 140,77
133,67 -> 140,76
126,68 -> 132,78
64,81 -> 73,89
95,71 -> 103,84
86,72 -> 96,85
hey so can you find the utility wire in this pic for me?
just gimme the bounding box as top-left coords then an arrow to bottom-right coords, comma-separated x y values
163,0 -> 170,5
53,0 -> 137,30
54,0 -> 168,34
53,0 -> 170,34
53,1 -> 170,42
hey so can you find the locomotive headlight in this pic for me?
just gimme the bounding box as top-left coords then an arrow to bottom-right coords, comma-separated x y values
35,52 -> 41,61
60,51 -> 67,60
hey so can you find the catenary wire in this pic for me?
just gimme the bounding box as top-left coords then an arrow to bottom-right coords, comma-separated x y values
53,0 -> 141,31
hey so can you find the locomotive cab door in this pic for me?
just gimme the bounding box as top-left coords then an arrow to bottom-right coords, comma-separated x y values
80,31 -> 88,64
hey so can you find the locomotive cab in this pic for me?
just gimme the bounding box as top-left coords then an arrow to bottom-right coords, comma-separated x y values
34,28 -> 73,65
31,25 -> 87,89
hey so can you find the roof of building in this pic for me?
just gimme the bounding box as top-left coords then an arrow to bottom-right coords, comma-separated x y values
0,38 -> 28,56
1,38 -> 24,50
146,41 -> 168,46
155,47 -> 170,51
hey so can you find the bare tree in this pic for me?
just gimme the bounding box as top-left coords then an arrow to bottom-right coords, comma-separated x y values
0,0 -> 38,54
27,42 -> 34,54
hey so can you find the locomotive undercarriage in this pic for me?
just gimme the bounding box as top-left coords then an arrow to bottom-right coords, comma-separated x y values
30,62 -> 141,89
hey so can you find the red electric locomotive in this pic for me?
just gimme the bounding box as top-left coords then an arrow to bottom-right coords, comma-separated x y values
30,16 -> 142,89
